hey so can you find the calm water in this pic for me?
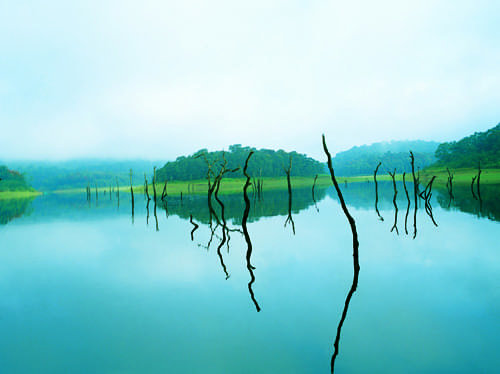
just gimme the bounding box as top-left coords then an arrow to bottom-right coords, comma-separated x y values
1,183 -> 499,373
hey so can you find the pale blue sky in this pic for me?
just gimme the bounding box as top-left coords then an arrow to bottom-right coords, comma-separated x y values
1,0 -> 499,161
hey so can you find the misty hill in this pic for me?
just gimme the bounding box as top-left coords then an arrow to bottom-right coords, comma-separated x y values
4,159 -> 163,191
333,140 -> 439,176
156,144 -> 324,182
433,123 -> 500,168
0,165 -> 34,192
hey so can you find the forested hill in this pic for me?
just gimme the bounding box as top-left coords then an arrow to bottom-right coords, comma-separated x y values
332,140 -> 439,176
155,144 -> 324,182
0,166 -> 34,192
434,123 -> 500,168
4,159 -> 162,191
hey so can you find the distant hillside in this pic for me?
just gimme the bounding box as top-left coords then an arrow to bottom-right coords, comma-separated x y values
156,144 -> 324,182
433,123 -> 500,168
4,159 -> 163,191
333,140 -> 439,176
0,166 -> 34,192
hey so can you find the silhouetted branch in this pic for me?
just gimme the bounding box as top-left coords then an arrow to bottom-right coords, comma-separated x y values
446,168 -> 454,200
161,180 -> 168,201
153,166 -> 157,203
144,173 -> 151,201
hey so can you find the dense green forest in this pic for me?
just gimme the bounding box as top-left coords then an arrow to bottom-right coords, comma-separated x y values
434,123 -> 500,168
3,159 -> 162,191
332,140 -> 439,176
0,166 -> 34,192
156,144 -> 324,182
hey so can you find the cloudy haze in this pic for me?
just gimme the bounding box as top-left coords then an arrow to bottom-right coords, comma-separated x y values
1,0 -> 499,161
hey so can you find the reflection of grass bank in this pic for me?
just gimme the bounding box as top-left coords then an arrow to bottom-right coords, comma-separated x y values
0,190 -> 42,200
51,176 -> 336,196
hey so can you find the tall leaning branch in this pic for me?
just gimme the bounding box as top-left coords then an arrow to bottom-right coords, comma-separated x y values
242,151 -> 261,312
322,135 -> 359,374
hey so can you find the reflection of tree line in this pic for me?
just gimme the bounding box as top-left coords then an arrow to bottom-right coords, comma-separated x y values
0,197 -> 35,225
157,187 -> 327,226
436,184 -> 500,221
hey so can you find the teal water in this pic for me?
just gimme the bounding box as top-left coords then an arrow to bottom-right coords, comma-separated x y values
0,184 -> 499,373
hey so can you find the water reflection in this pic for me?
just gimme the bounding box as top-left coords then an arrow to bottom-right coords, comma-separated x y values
436,184 -> 500,221
0,197 -> 35,225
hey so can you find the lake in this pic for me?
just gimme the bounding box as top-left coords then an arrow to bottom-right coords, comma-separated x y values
1,181 -> 499,373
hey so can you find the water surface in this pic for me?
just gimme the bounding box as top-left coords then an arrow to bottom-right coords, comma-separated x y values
1,183 -> 499,373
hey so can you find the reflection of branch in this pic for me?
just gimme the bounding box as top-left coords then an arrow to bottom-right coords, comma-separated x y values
388,169 -> 399,235
420,176 -> 438,227
410,152 -> 418,239
283,155 -> 295,234
154,201 -> 159,231
322,135 -> 360,374
403,173 -> 410,235
242,151 -> 261,312
477,161 -> 482,211
189,214 -> 199,241
471,176 -> 478,200
312,174 -> 319,212
215,174 -> 230,280
373,162 -> 383,221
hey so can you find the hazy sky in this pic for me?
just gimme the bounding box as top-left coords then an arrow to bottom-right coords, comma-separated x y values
1,0 -> 499,161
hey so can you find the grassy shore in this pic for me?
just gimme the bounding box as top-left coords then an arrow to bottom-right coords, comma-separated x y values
52,175 -> 336,196
341,168 -> 500,187
0,190 -> 42,200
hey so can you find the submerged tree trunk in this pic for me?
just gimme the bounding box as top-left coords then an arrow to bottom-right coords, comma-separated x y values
153,166 -> 157,203
129,169 -> 134,220
477,161 -> 482,202
116,178 -> 120,208
144,173 -> 151,201
161,180 -> 168,201
322,135 -> 360,374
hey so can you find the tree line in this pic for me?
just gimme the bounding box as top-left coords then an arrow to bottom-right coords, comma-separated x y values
155,144 -> 324,182
434,123 -> 500,168
0,166 -> 34,192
